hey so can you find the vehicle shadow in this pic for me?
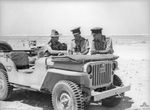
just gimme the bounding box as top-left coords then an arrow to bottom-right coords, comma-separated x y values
8,89 -> 133,110
9,89 -> 53,110
85,96 -> 134,110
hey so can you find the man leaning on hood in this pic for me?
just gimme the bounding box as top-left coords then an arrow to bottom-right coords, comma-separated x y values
89,27 -> 114,55
38,29 -> 67,57
68,27 -> 89,55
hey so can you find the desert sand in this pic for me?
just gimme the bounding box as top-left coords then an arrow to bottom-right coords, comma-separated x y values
0,35 -> 150,110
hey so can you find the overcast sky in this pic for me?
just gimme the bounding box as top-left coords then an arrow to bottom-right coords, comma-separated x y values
0,0 -> 150,36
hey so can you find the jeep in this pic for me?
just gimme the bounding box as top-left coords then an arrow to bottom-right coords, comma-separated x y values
0,41 -> 130,110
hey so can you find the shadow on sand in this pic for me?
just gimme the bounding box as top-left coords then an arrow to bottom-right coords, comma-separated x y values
85,96 -> 134,110
9,89 -> 53,110
7,89 -> 134,110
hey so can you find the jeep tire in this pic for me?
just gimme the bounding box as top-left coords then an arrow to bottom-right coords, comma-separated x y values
101,74 -> 124,107
0,41 -> 13,52
52,80 -> 84,110
0,69 -> 13,100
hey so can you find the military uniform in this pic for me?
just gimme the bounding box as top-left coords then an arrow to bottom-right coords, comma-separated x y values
69,27 -> 89,54
38,30 -> 67,57
90,27 -> 114,54
90,36 -> 114,54
70,37 -> 89,53
47,40 -> 67,50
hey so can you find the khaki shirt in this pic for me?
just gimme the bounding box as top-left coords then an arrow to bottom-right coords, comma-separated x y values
38,40 -> 67,57
48,40 -> 62,50
90,36 -> 114,54
69,37 -> 89,53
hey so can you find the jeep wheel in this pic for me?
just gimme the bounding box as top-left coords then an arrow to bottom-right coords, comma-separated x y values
0,41 -> 13,52
52,80 -> 84,110
101,74 -> 124,107
0,69 -> 13,100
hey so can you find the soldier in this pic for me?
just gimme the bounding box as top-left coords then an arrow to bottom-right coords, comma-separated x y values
68,27 -> 89,55
89,27 -> 114,55
38,29 -> 67,57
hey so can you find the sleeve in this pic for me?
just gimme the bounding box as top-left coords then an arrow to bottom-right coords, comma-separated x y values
37,43 -> 51,58
80,39 -> 90,54
67,40 -> 75,54
44,43 -> 53,52
89,40 -> 97,54
84,39 -> 90,49
70,40 -> 75,51
106,38 -> 114,54
60,43 -> 67,50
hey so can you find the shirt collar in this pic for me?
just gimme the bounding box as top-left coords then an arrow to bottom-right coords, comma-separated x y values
75,36 -> 83,42
93,35 -> 106,42
49,39 -> 60,45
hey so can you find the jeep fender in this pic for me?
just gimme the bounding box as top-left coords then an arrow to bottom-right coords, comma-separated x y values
0,62 -> 6,71
0,56 -> 16,73
41,69 -> 90,93
47,68 -> 87,76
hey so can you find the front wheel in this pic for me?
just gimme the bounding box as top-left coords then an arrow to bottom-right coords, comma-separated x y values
0,69 -> 13,100
101,74 -> 124,107
52,80 -> 84,110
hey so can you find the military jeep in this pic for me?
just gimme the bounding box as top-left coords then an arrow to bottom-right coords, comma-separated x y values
0,41 -> 131,110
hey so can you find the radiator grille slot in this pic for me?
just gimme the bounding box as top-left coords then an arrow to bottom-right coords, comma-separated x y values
92,63 -> 112,86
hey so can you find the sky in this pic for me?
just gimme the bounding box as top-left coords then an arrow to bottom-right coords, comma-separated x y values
0,0 -> 150,36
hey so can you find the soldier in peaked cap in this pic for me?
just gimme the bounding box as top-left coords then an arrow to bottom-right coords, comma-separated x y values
89,27 -> 114,55
68,27 -> 89,55
38,29 -> 67,57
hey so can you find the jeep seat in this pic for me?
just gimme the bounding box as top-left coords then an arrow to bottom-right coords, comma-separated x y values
9,51 -> 29,69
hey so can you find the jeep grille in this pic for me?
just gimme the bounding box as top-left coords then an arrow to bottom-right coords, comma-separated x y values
91,63 -> 112,86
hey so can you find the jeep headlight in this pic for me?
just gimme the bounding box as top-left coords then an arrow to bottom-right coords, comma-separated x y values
86,65 -> 92,74
112,61 -> 118,70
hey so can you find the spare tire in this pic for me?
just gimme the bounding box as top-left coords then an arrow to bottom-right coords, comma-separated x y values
0,41 -> 13,52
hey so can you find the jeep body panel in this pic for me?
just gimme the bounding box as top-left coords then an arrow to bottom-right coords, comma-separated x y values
0,55 -> 47,90
41,60 -> 115,92
0,54 -> 90,92
41,69 -> 89,92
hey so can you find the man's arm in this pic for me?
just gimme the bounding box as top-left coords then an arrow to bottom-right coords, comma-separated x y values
82,49 -> 89,55
90,41 -> 99,55
96,49 -> 111,54
67,41 -> 75,55
90,38 -> 114,55
97,38 -> 114,54
81,39 -> 90,55
45,44 -> 67,55
105,38 -> 114,54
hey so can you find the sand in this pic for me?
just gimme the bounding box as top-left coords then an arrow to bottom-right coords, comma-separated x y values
0,35 -> 150,110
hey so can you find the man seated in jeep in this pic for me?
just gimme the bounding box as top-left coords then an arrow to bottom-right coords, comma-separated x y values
89,27 -> 114,55
68,27 -> 90,55
38,30 -> 67,57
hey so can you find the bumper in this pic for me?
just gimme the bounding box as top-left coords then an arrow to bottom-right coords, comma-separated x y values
92,84 -> 131,101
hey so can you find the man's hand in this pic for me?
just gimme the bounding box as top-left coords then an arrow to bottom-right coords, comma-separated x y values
58,52 -> 64,56
73,52 -> 82,55
98,49 -> 110,54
